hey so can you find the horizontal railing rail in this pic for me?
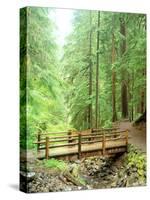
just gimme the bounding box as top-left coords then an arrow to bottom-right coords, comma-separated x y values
34,128 -> 129,159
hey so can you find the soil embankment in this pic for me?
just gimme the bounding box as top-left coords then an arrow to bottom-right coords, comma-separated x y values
20,145 -> 146,193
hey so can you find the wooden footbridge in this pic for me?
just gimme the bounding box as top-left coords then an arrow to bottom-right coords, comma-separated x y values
34,127 -> 129,160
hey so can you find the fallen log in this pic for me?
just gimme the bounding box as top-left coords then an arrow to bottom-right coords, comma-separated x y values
62,171 -> 83,186
134,110 -> 146,125
59,173 -> 70,185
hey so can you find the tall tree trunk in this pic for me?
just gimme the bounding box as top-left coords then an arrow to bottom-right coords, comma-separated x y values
140,90 -> 144,114
111,15 -> 117,122
88,11 -> 92,129
95,11 -> 100,128
120,17 -> 128,118
140,67 -> 146,114
131,69 -> 134,121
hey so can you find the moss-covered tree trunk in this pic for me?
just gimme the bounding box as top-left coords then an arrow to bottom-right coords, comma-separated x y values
120,17 -> 128,119
88,11 -> 93,129
95,11 -> 100,128
111,15 -> 117,122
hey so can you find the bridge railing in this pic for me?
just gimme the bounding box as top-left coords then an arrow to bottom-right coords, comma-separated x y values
34,128 -> 129,159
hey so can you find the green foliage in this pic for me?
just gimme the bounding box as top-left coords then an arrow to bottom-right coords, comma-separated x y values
20,7 -> 71,149
43,159 -> 86,185
127,145 -> 146,180
43,158 -> 68,171
103,120 -> 112,128
63,11 -> 146,129
20,8 -> 146,149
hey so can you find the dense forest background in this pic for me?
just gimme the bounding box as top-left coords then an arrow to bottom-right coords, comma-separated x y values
20,7 -> 146,149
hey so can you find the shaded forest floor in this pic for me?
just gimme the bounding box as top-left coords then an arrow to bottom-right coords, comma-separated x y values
115,120 -> 146,152
21,146 -> 146,193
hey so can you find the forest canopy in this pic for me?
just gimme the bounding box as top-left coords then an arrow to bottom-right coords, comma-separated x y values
20,8 -> 146,149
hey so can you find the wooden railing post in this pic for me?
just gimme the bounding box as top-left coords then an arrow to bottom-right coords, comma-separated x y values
102,132 -> 106,156
88,129 -> 92,141
37,132 -> 41,152
125,129 -> 129,148
45,136 -> 49,159
68,130 -> 73,144
78,133 -> 81,159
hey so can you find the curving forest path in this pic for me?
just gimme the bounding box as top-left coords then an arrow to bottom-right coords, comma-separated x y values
116,120 -> 146,152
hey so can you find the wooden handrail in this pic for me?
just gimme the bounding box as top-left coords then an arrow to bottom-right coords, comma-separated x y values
39,142 -> 78,150
34,135 -> 130,145
91,130 -> 126,135
37,129 -> 124,140
34,131 -> 127,144
92,127 -> 119,132
39,136 -> 129,150
34,140 -> 46,144
35,128 -> 129,159
38,128 -> 119,137
81,139 -> 103,144
81,131 -> 125,138
39,131 -> 70,135
38,127 -> 118,134
48,135 -> 77,140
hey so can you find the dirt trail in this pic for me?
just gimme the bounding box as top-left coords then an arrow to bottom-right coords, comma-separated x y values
116,120 -> 146,152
